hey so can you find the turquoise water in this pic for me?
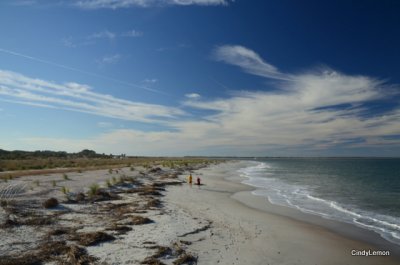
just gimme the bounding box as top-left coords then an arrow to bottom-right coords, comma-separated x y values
238,158 -> 400,246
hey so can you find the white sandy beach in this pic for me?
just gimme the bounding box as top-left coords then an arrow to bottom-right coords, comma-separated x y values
166,161 -> 400,265
0,161 -> 399,265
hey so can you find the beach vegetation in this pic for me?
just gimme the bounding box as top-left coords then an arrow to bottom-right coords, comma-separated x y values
0,200 -> 7,208
88,183 -> 100,197
146,198 -> 162,208
118,176 -> 124,184
173,253 -> 197,265
106,179 -> 112,188
105,224 -> 132,235
43,197 -> 59,208
61,186 -> 69,194
5,241 -> 100,264
130,215 -> 152,225
74,231 -> 115,246
76,192 -> 85,202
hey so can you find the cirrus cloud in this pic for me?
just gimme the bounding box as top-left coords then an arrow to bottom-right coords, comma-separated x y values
75,0 -> 232,9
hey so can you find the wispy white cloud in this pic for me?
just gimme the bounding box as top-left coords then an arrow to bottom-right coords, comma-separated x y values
10,0 -> 37,6
61,37 -> 77,48
121,30 -> 143,37
0,69 -> 184,123
75,0 -> 232,9
214,45 -> 293,81
173,45 -> 400,154
88,30 -> 116,40
142,78 -> 158,84
63,29 -> 142,48
97,121 -> 113,127
185,93 -> 200,99
0,47 -> 160,94
96,54 -> 121,65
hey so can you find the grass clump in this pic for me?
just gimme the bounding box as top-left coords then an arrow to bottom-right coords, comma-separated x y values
59,244 -> 98,264
130,215 -> 153,225
43,197 -> 59,209
61,186 -> 69,194
146,198 -> 162,209
35,241 -> 98,264
106,179 -> 112,188
23,217 -> 53,226
140,258 -> 166,265
88,183 -> 100,198
105,225 -> 132,235
173,253 -> 197,265
117,176 -> 124,184
63,173 -> 69,180
0,200 -> 7,208
75,231 -> 115,246
52,180 -> 57,187
47,227 -> 74,236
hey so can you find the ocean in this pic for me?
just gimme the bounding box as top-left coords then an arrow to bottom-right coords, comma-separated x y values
237,158 -> 400,246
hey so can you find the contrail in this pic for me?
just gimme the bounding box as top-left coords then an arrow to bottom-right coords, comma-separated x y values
0,47 -> 165,94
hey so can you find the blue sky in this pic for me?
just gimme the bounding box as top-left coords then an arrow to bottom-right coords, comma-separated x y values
0,0 -> 399,156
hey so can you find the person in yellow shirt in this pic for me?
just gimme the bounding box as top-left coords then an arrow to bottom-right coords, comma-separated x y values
188,173 -> 192,184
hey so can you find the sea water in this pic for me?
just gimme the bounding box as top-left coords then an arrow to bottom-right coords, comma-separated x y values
237,158 -> 400,246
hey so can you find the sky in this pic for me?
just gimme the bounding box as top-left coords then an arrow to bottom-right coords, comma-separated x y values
0,0 -> 399,156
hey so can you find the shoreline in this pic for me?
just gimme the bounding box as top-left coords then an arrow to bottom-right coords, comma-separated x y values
0,160 -> 398,264
232,191 -> 400,257
166,161 -> 400,264
227,160 -> 400,254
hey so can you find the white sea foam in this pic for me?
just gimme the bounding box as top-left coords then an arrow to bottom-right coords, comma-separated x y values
238,161 -> 400,246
